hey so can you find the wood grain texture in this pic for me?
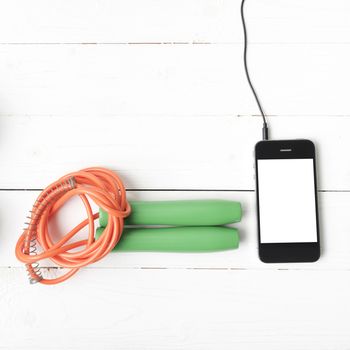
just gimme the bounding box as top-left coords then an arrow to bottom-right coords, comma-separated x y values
0,115 -> 348,190
1,268 -> 350,349
0,44 -> 349,117
0,0 -> 349,43
1,190 -> 349,270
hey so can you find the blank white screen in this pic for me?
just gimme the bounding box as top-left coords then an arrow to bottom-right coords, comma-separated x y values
257,159 -> 317,243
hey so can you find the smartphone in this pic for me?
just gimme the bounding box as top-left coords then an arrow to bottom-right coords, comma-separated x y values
255,139 -> 320,263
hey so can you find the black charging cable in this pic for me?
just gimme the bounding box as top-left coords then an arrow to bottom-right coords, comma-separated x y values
241,0 -> 269,140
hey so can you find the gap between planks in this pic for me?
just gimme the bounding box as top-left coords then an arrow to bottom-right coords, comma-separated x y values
0,189 -> 349,192
3,266 -> 350,271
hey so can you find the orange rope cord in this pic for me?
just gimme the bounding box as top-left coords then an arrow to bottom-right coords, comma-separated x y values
15,167 -> 131,285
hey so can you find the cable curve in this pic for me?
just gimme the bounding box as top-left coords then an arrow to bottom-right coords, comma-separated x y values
15,167 -> 131,285
241,0 -> 269,139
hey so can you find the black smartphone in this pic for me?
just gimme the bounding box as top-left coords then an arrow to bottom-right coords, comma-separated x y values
255,139 -> 320,263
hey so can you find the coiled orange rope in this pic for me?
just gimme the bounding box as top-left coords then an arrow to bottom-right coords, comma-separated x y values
15,167 -> 131,285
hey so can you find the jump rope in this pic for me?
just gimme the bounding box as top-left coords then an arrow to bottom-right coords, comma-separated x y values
15,0 -> 267,285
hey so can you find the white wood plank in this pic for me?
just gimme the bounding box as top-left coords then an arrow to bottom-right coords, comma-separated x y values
0,115 -> 348,190
0,0 -> 349,43
0,44 -> 246,116
0,44 -> 349,117
1,267 -> 349,349
3,190 -> 350,271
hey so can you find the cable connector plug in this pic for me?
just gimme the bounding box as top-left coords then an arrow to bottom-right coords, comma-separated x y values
262,124 -> 269,140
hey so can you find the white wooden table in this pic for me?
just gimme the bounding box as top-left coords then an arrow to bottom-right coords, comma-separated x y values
1,1 -> 350,348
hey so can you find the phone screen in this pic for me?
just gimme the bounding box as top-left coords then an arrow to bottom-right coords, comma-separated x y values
257,158 -> 318,243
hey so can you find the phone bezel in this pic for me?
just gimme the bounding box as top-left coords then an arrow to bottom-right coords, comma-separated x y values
255,139 -> 320,263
